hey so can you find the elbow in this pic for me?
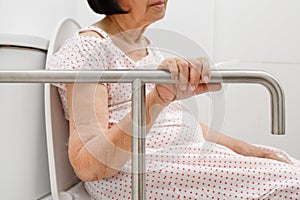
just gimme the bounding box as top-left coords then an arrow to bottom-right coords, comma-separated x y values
74,165 -> 120,182
69,151 -> 103,182
69,147 -> 119,182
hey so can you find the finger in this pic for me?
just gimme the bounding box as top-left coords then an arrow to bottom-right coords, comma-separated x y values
193,83 -> 222,95
269,154 -> 290,164
176,59 -> 189,91
158,59 -> 179,80
193,84 -> 208,95
197,57 -> 211,83
206,83 -> 222,92
189,60 -> 202,91
262,149 -> 290,164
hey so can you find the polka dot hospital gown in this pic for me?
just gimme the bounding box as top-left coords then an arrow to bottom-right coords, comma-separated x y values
47,26 -> 300,199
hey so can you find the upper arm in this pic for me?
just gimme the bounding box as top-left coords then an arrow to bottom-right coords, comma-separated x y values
67,82 -> 109,143
66,82 -> 109,180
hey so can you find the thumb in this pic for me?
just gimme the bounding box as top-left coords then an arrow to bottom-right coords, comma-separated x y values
193,83 -> 222,95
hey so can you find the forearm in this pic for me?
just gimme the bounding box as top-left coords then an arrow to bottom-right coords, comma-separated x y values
200,123 -> 289,163
200,123 -> 245,154
115,87 -> 170,136
100,88 -> 169,169
70,89 -> 169,181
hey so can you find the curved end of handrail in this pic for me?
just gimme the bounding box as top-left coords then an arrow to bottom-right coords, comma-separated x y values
210,70 -> 285,135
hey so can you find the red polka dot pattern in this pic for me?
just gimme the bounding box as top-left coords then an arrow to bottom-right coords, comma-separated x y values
47,26 -> 300,199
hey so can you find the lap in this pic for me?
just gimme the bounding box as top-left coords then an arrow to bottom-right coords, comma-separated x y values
85,141 -> 300,199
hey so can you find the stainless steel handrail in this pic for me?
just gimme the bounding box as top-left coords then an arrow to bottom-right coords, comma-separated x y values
0,69 -> 285,135
0,69 -> 285,200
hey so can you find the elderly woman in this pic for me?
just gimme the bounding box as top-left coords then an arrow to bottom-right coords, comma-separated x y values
48,0 -> 300,199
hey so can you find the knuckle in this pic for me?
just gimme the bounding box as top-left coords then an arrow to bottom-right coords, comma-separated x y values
188,60 -> 201,74
197,57 -> 207,62
194,60 -> 203,72
163,58 -> 176,66
180,67 -> 189,74
190,70 -> 199,80
160,59 -> 177,70
198,57 -> 210,68
179,59 -> 189,68
168,58 -> 177,65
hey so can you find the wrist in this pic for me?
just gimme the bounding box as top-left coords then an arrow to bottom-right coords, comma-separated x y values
152,86 -> 172,107
218,134 -> 247,155
145,88 -> 169,130
233,140 -> 253,156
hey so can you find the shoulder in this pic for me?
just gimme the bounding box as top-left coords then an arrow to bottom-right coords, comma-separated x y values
47,29 -> 109,70
77,26 -> 109,40
78,30 -> 105,39
64,27 -> 109,52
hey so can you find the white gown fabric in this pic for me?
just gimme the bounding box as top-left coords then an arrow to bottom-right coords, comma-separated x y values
47,26 -> 300,199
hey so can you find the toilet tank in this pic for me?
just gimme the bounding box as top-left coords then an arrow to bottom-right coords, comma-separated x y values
0,33 -> 50,199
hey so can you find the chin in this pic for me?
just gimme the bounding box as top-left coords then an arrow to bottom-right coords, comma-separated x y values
154,11 -> 166,21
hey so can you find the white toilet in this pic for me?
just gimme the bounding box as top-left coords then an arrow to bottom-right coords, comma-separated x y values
42,18 -> 90,200
0,34 -> 50,199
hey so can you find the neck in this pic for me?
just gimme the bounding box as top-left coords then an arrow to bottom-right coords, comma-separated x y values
104,16 -> 147,44
94,16 -> 149,59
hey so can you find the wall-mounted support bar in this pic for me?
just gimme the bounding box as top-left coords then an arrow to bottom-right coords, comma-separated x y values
0,69 -> 285,135
0,69 -> 285,200
211,70 -> 285,135
132,79 -> 146,200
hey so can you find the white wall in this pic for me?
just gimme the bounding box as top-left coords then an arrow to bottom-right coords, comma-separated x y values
75,0 -> 103,27
151,0 -> 214,57
209,1 -> 300,159
213,0 -> 300,63
0,0 -> 76,39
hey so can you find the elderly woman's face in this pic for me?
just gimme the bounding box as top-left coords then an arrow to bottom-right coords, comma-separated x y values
119,0 -> 168,25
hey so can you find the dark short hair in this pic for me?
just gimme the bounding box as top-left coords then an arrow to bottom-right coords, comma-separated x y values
87,0 -> 128,15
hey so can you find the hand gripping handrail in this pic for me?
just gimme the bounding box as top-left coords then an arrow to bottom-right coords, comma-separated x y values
0,69 -> 285,200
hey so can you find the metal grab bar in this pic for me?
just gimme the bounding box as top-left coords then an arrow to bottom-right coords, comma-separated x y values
0,69 -> 285,200
0,69 -> 285,135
